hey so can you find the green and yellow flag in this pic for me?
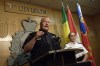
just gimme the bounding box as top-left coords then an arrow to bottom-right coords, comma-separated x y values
62,3 -> 70,45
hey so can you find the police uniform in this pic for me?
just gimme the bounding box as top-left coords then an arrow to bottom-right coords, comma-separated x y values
23,32 -> 61,66
64,42 -> 88,61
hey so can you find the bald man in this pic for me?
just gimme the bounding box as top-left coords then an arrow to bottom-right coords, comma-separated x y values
22,17 -> 61,66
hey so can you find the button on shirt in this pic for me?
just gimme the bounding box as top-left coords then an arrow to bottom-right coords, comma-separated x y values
64,42 -> 88,58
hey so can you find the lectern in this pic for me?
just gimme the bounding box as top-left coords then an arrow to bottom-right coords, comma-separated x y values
31,49 -> 83,66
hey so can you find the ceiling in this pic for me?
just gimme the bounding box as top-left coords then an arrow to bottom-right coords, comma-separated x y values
13,0 -> 100,15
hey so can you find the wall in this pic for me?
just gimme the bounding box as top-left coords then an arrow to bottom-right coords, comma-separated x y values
93,14 -> 100,66
83,14 -> 100,66
0,0 -> 99,66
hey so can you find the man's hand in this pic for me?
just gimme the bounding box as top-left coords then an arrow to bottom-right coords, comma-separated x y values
34,31 -> 44,39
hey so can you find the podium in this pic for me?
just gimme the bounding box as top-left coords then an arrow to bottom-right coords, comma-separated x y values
31,49 -> 83,66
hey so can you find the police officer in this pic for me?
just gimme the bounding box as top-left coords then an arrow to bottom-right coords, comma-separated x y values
22,17 -> 61,66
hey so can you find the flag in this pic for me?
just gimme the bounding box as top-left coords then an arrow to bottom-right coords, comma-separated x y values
67,5 -> 80,43
61,2 -> 70,45
77,3 -> 96,66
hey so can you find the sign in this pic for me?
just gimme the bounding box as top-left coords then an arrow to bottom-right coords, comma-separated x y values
4,1 -> 47,16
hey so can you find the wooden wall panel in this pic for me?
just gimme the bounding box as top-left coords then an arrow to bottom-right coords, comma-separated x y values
93,14 -> 100,66
0,18 -> 8,38
0,41 -> 10,66
83,15 -> 100,66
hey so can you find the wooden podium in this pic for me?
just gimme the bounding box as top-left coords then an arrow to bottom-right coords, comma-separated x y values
31,49 -> 83,66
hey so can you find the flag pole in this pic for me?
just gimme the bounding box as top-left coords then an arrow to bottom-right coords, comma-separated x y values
76,0 -> 78,3
60,0 -> 64,7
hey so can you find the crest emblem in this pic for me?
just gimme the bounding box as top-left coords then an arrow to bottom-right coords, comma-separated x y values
8,17 -> 37,66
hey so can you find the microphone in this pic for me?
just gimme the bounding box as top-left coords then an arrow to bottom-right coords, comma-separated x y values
89,0 -> 94,2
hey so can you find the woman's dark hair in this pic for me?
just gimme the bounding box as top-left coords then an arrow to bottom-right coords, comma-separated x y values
68,32 -> 76,39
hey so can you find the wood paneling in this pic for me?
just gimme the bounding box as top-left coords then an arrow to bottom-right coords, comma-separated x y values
0,41 -> 10,66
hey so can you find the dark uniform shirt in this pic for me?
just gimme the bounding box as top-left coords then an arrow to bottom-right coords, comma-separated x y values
23,32 -> 61,66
